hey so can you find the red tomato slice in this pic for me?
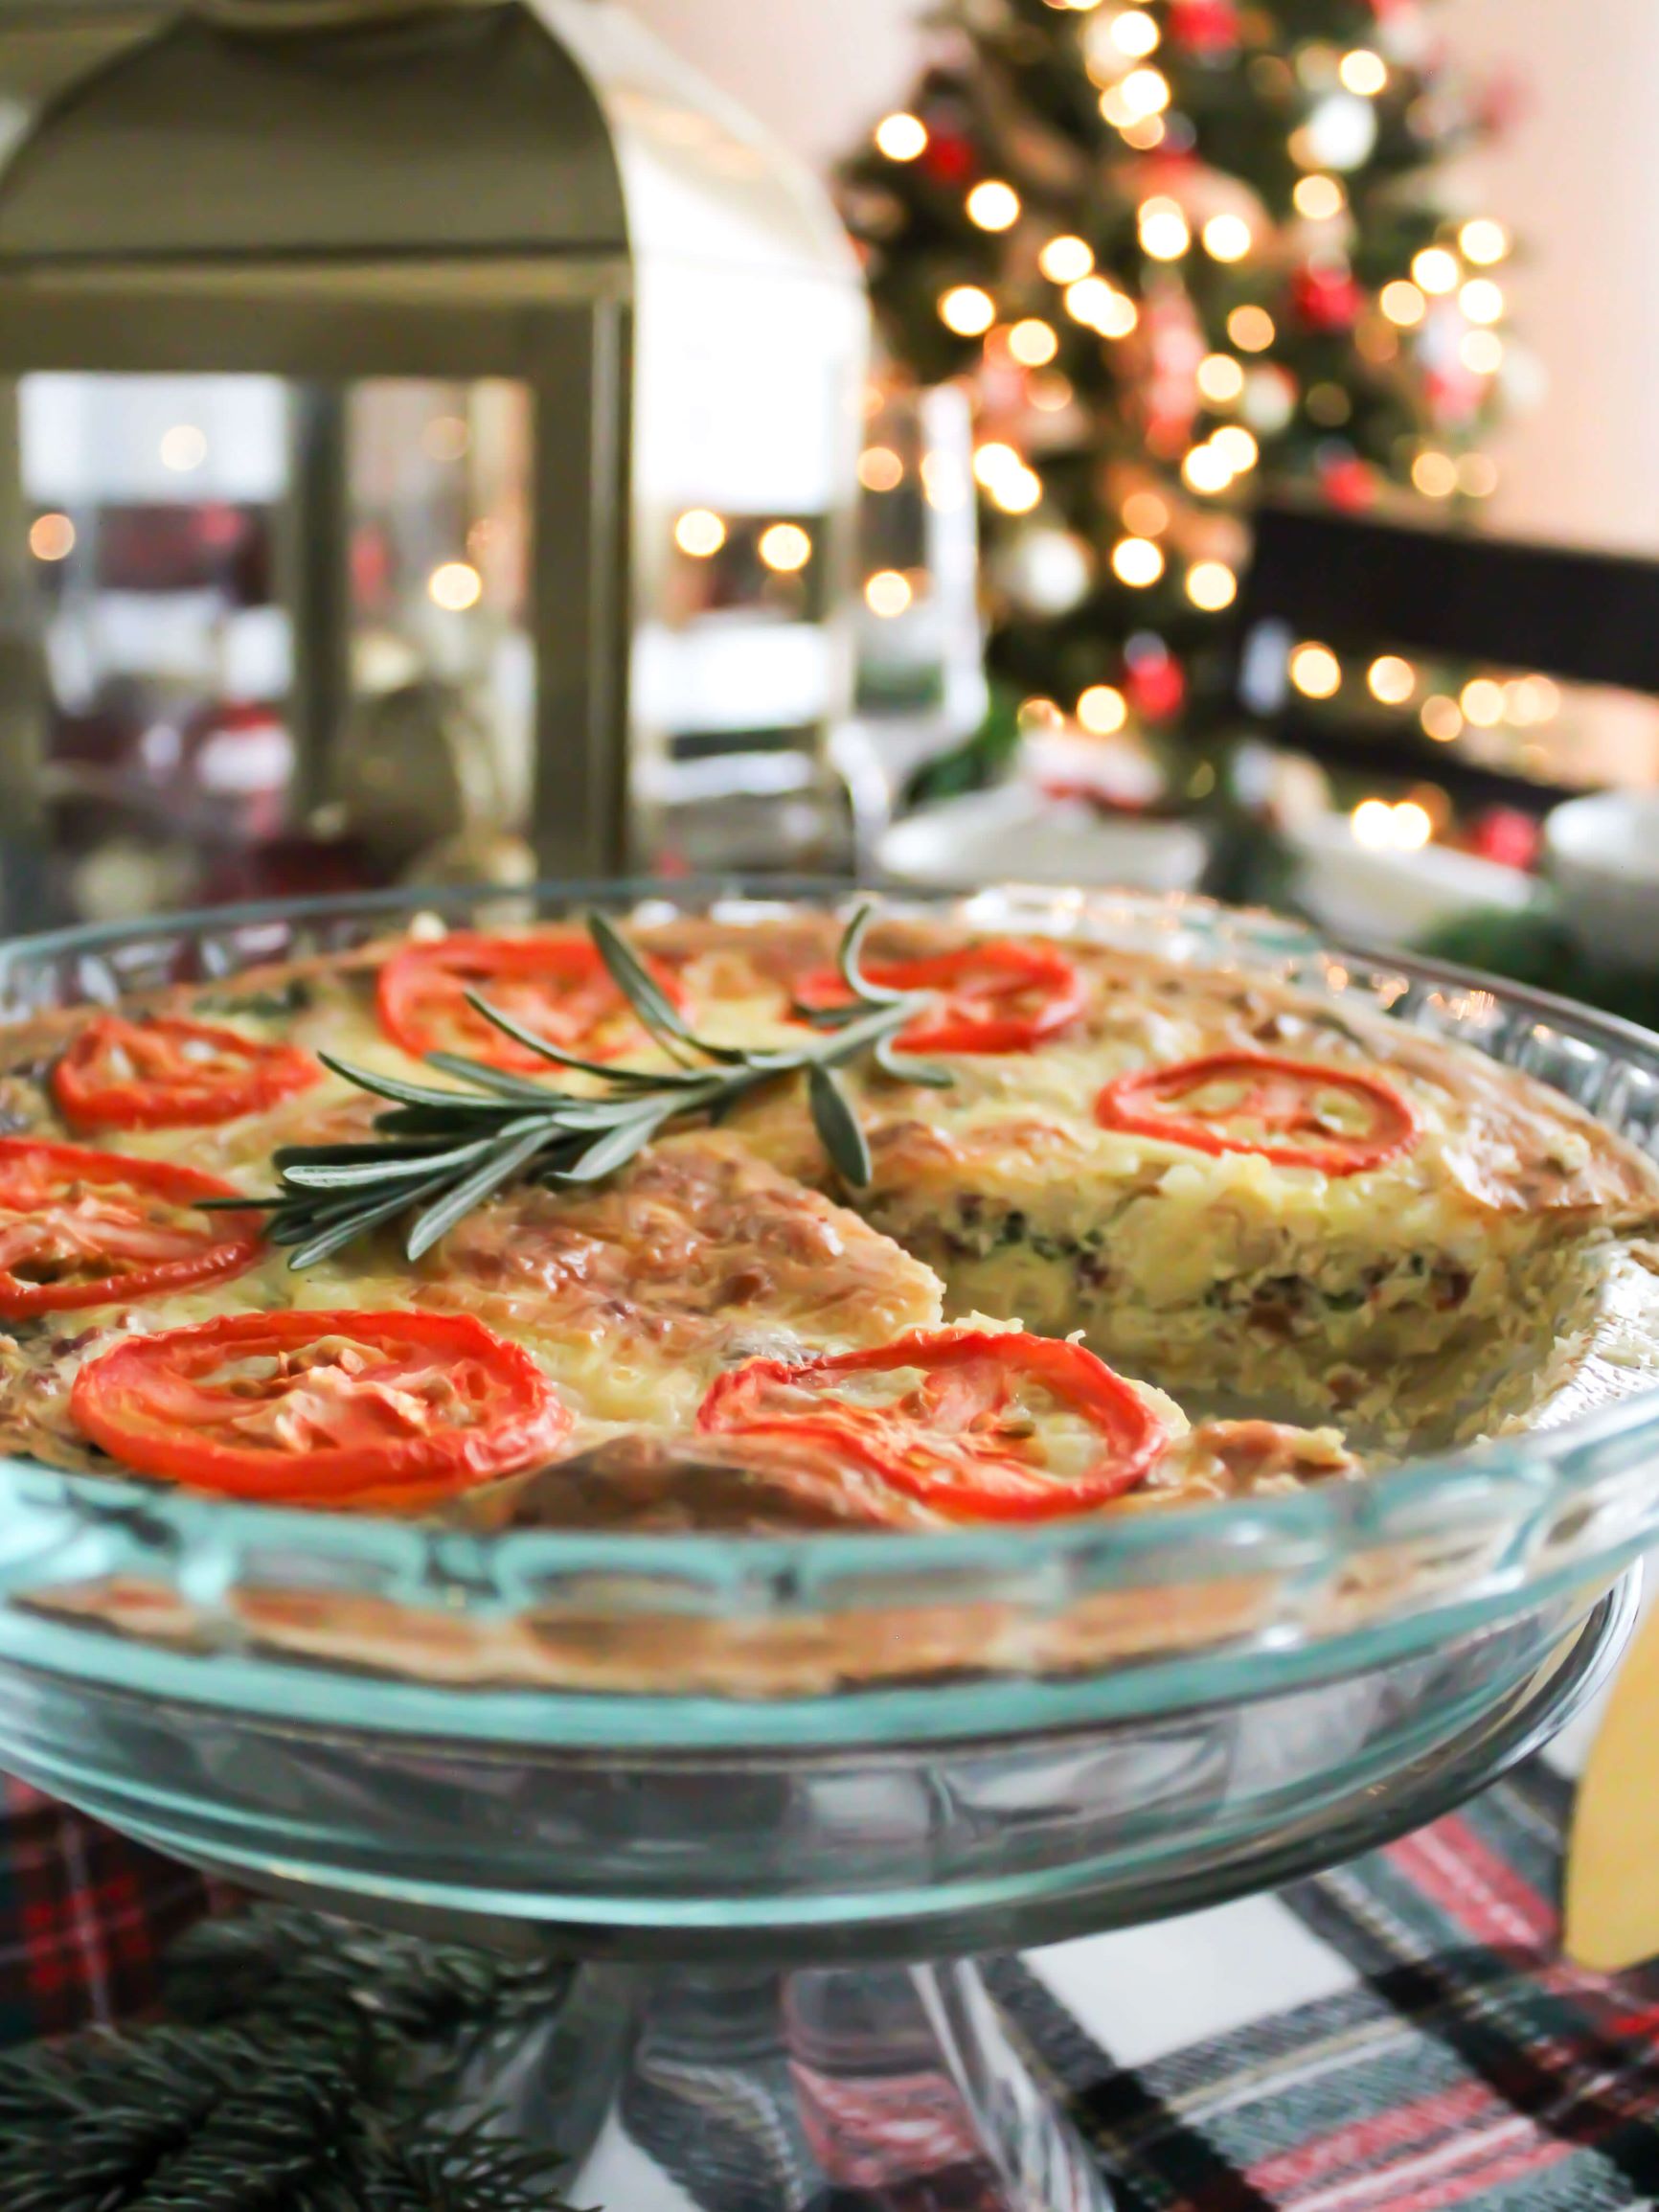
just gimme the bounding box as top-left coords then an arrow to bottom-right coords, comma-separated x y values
794,939 -> 1087,1055
53,1015 -> 321,1131
70,1308 -> 571,1508
376,931 -> 691,1074
0,1139 -> 262,1318
1095,1051 -> 1418,1174
696,1327 -> 1168,1521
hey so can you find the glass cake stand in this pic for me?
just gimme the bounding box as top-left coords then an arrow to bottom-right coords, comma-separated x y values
0,881 -> 1655,2212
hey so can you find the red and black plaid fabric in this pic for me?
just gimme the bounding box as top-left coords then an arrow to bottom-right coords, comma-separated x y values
988,1761 -> 1659,2212
0,1777 -> 213,2046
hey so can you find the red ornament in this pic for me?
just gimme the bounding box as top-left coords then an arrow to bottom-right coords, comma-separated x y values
1166,0 -> 1239,54
1319,455 -> 1376,512
1464,808 -> 1540,872
1287,265 -> 1363,333
921,130 -> 975,185
1125,651 -> 1186,724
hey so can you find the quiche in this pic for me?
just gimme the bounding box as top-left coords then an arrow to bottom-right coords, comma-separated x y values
0,900 -> 1653,1557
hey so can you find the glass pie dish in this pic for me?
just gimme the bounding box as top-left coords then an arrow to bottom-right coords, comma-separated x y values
0,880 -> 1651,2212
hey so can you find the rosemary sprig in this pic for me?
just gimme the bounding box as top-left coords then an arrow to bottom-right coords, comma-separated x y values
222,903 -> 949,1270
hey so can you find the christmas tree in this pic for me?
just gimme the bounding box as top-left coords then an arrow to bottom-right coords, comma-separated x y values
838,0 -> 1518,782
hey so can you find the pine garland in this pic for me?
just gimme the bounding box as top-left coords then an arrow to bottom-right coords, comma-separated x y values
0,1906 -> 582,2212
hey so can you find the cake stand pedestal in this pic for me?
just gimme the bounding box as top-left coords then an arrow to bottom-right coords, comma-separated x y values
132,1576 -> 1629,2212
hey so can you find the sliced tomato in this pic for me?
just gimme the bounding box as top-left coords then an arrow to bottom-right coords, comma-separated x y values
0,1139 -> 262,1318
696,1326 -> 1168,1522
53,1015 -> 321,1131
376,930 -> 691,1074
793,939 -> 1087,1056
1095,1050 -> 1418,1174
70,1309 -> 571,1508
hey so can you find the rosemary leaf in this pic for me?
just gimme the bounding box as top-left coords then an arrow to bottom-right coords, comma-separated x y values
420,1052 -> 590,1101
403,1121 -> 561,1262
554,1106 -> 681,1185
278,1141 -> 499,1191
837,900 -> 909,1007
288,1179 -> 452,1268
807,1060 -> 872,1186
586,912 -> 701,1050
313,1055 -> 520,1115
874,1035 -> 955,1088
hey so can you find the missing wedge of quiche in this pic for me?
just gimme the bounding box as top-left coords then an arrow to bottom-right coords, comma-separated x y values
0,901 -> 1656,1539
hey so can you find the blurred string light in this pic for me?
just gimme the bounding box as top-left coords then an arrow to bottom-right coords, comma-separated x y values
865,569 -> 913,617
1461,329 -> 1504,375
29,513 -> 74,560
1411,246 -> 1460,294
1352,797 -> 1432,850
1196,353 -> 1245,403
1460,676 -> 1506,726
1212,424 -> 1259,472
1461,218 -> 1510,265
875,112 -> 927,161
1122,489 -> 1170,536
1367,654 -> 1417,705
1461,277 -> 1505,324
1411,449 -> 1459,498
1102,69 -> 1170,127
940,285 -> 996,335
1380,280 -> 1426,327
1186,559 -> 1238,611
1229,305 -> 1276,351
1138,196 -> 1191,259
1289,641 -> 1341,697
1182,442 -> 1233,494
1109,8 -> 1159,55
974,442 -> 1044,513
1339,48 -> 1388,96
1421,696 -> 1463,741
1009,317 -> 1059,365
967,179 -> 1021,231
1121,113 -> 1167,148
160,424 -> 207,471
1459,452 -> 1500,496
1078,683 -> 1128,732
428,560 -> 482,610
1510,673 -> 1561,722
674,508 -> 726,557
1065,276 -> 1137,335
1293,174 -> 1345,219
857,446 -> 904,492
1039,235 -> 1094,283
1029,372 -> 1074,412
1111,536 -> 1164,586
1202,213 -> 1254,262
759,522 -> 813,572
995,472 -> 1042,513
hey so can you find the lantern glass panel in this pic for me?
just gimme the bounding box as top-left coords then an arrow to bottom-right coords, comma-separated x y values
8,369 -> 538,922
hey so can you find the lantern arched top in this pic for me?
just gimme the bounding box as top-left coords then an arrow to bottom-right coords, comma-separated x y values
0,0 -> 853,284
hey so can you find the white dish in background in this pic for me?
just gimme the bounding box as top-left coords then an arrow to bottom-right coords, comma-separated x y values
1287,810 -> 1535,949
1546,789 -> 1659,967
877,785 -> 1210,895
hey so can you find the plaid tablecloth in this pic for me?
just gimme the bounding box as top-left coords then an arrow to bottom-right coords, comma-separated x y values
5,1746 -> 1659,2210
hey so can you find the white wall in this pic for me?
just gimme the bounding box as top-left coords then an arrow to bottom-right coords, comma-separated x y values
628,0 -> 1659,559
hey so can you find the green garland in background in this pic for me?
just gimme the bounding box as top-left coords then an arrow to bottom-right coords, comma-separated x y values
0,1906 -> 580,2211
1414,905 -> 1659,1031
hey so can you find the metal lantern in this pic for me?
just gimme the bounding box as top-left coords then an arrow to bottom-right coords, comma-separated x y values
0,0 -> 869,925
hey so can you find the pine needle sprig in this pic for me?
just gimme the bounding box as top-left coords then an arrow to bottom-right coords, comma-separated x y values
0,1906 -> 581,2212
218,902 -> 951,1269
